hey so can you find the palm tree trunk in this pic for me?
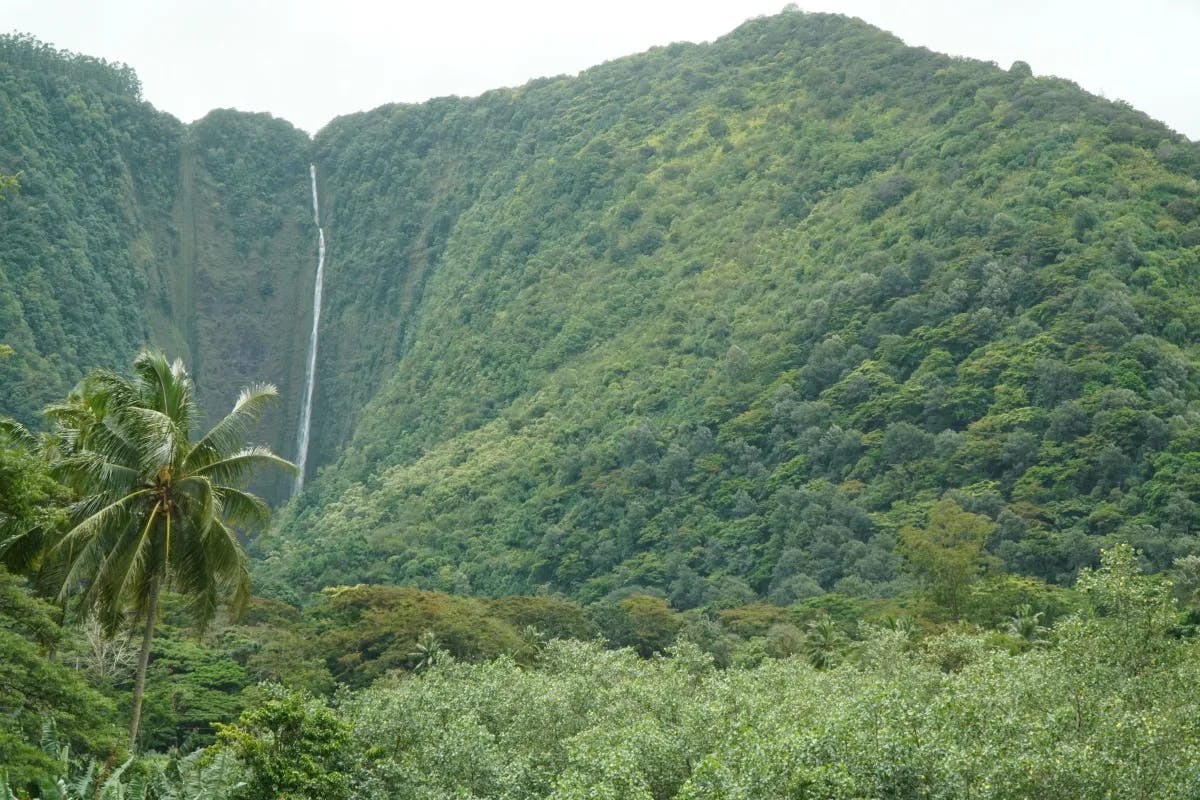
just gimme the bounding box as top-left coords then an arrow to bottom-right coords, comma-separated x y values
128,577 -> 160,749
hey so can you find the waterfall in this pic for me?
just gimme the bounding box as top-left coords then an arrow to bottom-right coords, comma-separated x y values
309,161 -> 320,224
294,164 -> 325,494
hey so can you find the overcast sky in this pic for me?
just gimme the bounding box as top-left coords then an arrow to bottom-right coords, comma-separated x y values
5,0 -> 1197,140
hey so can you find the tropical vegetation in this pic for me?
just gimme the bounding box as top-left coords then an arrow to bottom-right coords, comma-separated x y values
42,351 -> 291,745
3,6 -> 1200,796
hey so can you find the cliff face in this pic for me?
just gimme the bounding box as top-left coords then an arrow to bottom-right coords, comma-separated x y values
0,38 -> 315,500
171,111 -> 315,499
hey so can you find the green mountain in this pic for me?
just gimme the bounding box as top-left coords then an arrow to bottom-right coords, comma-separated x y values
3,12 -> 1199,607
0,35 -> 314,499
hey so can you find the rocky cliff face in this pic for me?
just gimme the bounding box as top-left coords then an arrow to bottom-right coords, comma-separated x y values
0,38 -> 316,500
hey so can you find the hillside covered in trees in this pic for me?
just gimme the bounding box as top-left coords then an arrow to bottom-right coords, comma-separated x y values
5,6 -> 1200,795
264,11 -> 1200,606
0,34 -> 314,501
4,11 -> 1200,607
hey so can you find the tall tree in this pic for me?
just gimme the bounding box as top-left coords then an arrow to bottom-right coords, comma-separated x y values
47,350 -> 293,747
899,499 -> 996,620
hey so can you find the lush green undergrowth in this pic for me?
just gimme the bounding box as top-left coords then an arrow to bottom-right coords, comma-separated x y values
7,546 -> 1200,799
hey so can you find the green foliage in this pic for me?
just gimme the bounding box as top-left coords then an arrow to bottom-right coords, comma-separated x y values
309,584 -> 526,686
485,595 -> 596,641
1066,543 -> 1180,672
0,171 -> 18,200
311,577 -> 1200,799
7,555 -> 1200,798
8,11 -> 1200,798
3,726 -> 245,800
0,568 -> 120,789
963,572 -> 1076,628
147,748 -> 244,800
48,351 -> 287,633
900,499 -> 997,619
227,598 -> 336,695
0,35 -> 174,425
0,419 -> 68,578
590,594 -> 685,656
139,632 -> 249,751
215,688 -> 350,800
260,10 -> 1200,606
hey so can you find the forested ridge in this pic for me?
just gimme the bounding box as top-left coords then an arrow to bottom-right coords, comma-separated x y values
4,8 -> 1200,795
0,34 -> 313,501
266,10 -> 1200,606
4,12 -> 1200,604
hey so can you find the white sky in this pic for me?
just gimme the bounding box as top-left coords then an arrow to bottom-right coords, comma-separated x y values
4,0 -> 1198,140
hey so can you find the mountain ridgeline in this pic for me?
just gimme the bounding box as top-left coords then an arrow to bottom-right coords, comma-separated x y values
2,12 -> 1199,607
0,34 -> 315,501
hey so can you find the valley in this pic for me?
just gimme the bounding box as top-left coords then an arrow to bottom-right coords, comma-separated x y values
2,9 -> 1200,795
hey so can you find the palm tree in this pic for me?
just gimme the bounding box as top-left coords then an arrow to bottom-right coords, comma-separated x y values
1005,603 -> 1049,647
47,350 -> 294,747
803,617 -> 848,670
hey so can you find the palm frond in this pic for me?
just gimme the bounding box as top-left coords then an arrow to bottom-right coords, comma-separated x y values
56,490 -> 148,553
121,406 -> 187,472
0,416 -> 38,449
183,383 -> 278,472
132,350 -> 197,435
46,392 -> 142,470
0,523 -> 53,575
79,369 -> 141,419
52,450 -> 141,497
59,538 -> 127,631
214,520 -> 252,622
170,516 -> 249,629
174,475 -> 215,539
55,490 -> 150,611
213,485 -> 271,530
193,446 -> 296,485
82,503 -> 163,631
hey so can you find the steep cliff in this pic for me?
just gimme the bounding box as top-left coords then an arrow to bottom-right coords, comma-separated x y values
0,37 -> 314,499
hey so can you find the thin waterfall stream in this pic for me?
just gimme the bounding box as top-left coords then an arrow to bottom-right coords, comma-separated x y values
294,163 -> 324,494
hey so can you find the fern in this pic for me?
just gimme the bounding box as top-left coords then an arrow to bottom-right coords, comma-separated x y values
148,749 -> 244,800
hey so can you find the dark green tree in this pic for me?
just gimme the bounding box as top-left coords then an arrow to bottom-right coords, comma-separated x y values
0,418 -> 67,579
0,566 -> 119,788
216,688 -> 351,800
